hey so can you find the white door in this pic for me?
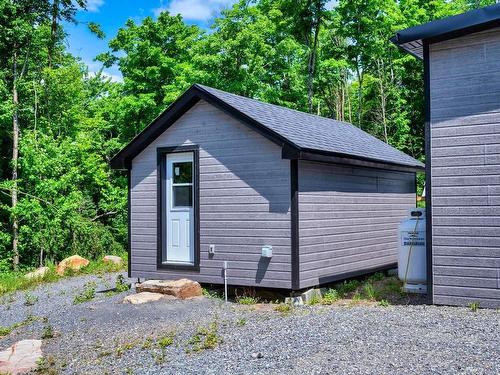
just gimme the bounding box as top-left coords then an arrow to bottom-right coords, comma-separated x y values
166,152 -> 194,264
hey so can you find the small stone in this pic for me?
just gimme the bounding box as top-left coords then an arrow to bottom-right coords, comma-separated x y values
251,352 -> 264,359
0,339 -> 43,375
123,292 -> 173,304
24,267 -> 50,280
102,255 -> 123,265
56,255 -> 89,275
285,296 -> 304,306
136,279 -> 202,299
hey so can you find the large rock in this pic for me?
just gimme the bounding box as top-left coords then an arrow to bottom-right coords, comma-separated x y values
123,292 -> 174,305
136,279 -> 202,299
0,339 -> 43,375
102,255 -> 123,265
56,255 -> 89,275
24,267 -> 50,280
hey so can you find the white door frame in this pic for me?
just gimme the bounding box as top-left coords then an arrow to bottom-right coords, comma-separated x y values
158,146 -> 199,270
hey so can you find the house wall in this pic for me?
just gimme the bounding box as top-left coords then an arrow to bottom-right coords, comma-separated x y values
297,160 -> 415,289
429,27 -> 500,308
130,100 -> 292,288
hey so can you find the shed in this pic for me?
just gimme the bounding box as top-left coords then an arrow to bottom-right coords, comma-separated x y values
111,84 -> 423,290
393,4 -> 500,308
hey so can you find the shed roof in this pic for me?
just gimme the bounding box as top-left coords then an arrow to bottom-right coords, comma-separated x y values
110,84 -> 424,171
391,4 -> 500,59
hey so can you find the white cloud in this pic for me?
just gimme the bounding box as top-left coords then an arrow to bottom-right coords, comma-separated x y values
86,0 -> 105,12
325,0 -> 338,10
85,60 -> 123,83
153,0 -> 235,22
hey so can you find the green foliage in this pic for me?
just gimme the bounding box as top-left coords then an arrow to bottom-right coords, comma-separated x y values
468,302 -> 480,312
236,295 -> 259,305
24,292 -> 38,306
273,303 -> 293,314
42,322 -> 55,339
187,322 -> 222,352
73,282 -> 96,304
0,0 -> 492,272
157,334 -> 175,349
321,289 -> 339,305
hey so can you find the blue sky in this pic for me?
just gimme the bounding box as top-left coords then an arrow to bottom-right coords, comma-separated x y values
66,0 -> 336,82
66,0 -> 236,81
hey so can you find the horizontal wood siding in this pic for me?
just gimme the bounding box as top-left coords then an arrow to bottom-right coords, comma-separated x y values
298,161 -> 415,288
131,100 -> 291,288
429,27 -> 500,308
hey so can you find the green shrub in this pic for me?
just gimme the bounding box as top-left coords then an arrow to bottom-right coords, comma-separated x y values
321,289 -> 339,305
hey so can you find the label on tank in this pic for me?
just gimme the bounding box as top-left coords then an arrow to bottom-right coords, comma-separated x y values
401,231 -> 425,246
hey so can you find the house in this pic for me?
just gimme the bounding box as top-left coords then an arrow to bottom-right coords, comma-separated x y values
111,84 -> 423,290
392,4 -> 500,308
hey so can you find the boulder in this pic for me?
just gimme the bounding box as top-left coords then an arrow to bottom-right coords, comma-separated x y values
136,279 -> 202,299
56,255 -> 89,275
123,292 -> 173,305
102,255 -> 123,265
24,267 -> 50,280
0,339 -> 43,375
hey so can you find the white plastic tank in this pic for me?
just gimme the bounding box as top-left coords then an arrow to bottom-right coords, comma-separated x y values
398,208 -> 427,293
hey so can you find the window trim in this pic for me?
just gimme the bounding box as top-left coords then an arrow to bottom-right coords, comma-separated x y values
157,145 -> 200,271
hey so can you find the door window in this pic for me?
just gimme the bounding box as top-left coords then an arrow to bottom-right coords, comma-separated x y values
172,161 -> 193,207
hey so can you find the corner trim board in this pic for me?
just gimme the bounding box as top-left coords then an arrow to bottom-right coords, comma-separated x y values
423,41 -> 433,304
127,169 -> 131,278
156,145 -> 200,272
290,159 -> 300,290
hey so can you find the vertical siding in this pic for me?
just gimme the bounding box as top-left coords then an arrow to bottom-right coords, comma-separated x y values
298,161 -> 415,288
131,100 -> 291,288
430,28 -> 500,308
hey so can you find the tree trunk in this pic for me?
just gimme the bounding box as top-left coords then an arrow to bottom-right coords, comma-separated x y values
377,59 -> 388,143
307,0 -> 322,113
355,58 -> 363,129
12,47 -> 19,270
48,0 -> 59,68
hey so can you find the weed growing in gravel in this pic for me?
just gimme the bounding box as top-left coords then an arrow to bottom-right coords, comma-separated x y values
236,296 -> 259,305
468,302 -> 480,312
35,355 -> 59,374
157,334 -> 175,349
104,274 -> 130,296
321,289 -> 339,305
307,293 -> 322,306
0,315 -> 41,337
337,280 -> 360,297
73,282 -> 96,304
142,337 -> 153,349
24,292 -> 39,306
273,303 -> 292,314
362,283 -> 380,301
378,299 -> 390,307
236,318 -> 247,326
187,321 -> 222,353
42,323 -> 55,339
202,287 -> 222,299
116,341 -> 138,357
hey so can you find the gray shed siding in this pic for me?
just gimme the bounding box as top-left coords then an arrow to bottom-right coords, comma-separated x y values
297,161 -> 416,289
429,27 -> 500,308
130,100 -> 292,288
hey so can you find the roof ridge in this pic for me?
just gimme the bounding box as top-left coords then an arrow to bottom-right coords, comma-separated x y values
194,83 -> 355,128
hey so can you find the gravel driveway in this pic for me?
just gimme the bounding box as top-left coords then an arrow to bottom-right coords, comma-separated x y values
1,273 -> 498,375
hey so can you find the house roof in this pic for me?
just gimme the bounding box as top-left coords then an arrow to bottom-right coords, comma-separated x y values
110,84 -> 424,171
391,4 -> 500,59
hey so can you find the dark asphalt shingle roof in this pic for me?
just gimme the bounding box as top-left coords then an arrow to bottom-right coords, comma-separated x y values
196,84 -> 424,169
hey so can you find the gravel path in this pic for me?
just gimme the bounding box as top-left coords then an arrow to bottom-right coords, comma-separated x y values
1,273 -> 499,374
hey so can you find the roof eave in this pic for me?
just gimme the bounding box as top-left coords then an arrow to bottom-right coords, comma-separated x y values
391,4 -> 500,59
285,147 -> 425,173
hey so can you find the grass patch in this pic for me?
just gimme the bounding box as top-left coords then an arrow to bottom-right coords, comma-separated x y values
104,274 -> 130,296
236,318 -> 247,326
201,287 -> 222,299
236,296 -> 259,305
0,315 -> 41,338
321,289 -> 339,305
468,302 -> 480,312
0,252 -> 127,297
73,282 -> 96,304
273,303 -> 292,314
